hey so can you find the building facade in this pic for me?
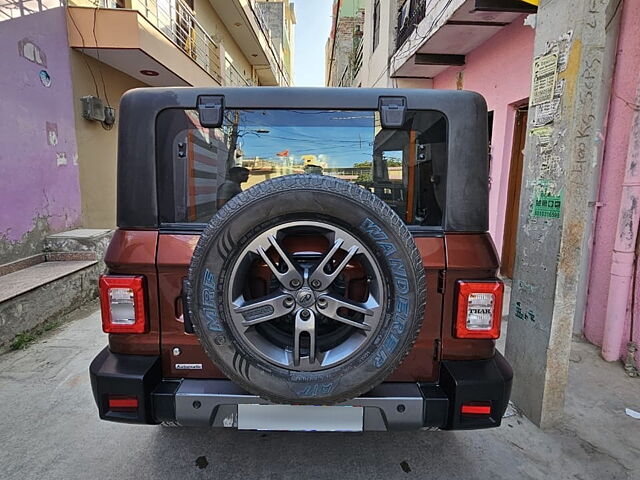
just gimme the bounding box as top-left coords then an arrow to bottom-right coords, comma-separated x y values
333,0 -> 640,370
0,0 -> 294,264
335,0 -> 536,264
0,7 -> 82,263
256,0 -> 296,86
325,0 -> 364,87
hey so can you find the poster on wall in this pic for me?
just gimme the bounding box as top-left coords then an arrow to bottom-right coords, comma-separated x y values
530,50 -> 559,106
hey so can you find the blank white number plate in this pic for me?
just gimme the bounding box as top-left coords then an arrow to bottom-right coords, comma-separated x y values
237,404 -> 364,432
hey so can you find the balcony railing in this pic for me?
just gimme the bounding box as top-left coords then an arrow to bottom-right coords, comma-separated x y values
0,0 -> 63,20
396,0 -> 426,51
353,36 -> 363,79
137,0 -> 222,83
225,58 -> 254,87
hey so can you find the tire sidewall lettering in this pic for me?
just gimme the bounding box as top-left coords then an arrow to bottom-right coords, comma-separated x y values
201,268 -> 223,332
360,218 -> 412,369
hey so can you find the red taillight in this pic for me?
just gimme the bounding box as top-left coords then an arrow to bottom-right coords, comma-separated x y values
108,395 -> 138,411
99,275 -> 147,333
455,280 -> 504,339
461,403 -> 491,416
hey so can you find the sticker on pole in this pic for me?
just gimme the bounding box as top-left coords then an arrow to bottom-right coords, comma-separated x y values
532,180 -> 562,219
533,193 -> 562,218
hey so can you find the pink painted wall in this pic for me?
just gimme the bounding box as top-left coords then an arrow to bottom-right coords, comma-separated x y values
584,2 -> 640,363
0,8 -> 81,263
433,17 -> 534,256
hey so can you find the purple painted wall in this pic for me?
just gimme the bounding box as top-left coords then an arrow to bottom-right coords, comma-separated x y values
0,8 -> 81,263
584,2 -> 640,363
432,18 -> 535,255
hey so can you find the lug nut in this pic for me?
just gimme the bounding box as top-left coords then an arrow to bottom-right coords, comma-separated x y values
283,297 -> 295,308
316,297 -> 327,309
290,279 -> 301,289
300,309 -> 311,320
310,279 -> 322,289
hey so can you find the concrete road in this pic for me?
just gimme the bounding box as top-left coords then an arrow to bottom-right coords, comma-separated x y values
1,303 -> 638,480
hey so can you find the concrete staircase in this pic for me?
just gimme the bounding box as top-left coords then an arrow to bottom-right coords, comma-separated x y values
0,229 -> 112,347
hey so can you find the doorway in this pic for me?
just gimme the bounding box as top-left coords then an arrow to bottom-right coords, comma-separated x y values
501,107 -> 528,278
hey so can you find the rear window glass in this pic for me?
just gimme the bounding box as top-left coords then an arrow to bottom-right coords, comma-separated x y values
157,109 -> 447,227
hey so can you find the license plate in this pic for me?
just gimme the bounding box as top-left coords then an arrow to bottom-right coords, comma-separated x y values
237,404 -> 364,432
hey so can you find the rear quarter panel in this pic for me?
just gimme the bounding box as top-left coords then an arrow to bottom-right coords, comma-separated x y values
105,230 -> 160,355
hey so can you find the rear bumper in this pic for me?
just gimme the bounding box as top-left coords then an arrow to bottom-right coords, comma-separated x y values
90,347 -> 513,431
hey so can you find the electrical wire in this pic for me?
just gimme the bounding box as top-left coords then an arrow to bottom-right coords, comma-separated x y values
67,7 -> 100,97
246,133 -> 372,145
92,5 -> 111,108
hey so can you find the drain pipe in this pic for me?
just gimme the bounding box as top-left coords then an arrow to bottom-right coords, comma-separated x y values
602,85 -> 640,362
622,222 -> 639,376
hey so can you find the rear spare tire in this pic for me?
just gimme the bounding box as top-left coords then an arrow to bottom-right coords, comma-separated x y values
187,175 -> 426,404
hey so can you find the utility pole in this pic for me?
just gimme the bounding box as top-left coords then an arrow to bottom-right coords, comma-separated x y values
226,110 -> 240,172
505,0 -> 622,428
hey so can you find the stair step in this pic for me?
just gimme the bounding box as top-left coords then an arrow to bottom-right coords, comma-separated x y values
45,229 -> 112,257
0,254 -> 45,276
0,260 -> 97,304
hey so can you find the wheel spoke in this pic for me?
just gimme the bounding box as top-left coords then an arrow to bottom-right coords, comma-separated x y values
228,220 -> 386,372
316,294 -> 377,331
309,238 -> 359,290
234,292 -> 295,327
256,235 -> 303,289
293,309 -> 316,366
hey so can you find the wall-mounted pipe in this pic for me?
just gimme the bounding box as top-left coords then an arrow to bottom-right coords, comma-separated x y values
602,84 -> 640,362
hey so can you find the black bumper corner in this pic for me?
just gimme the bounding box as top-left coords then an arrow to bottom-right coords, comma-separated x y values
438,352 -> 513,430
89,347 -> 162,424
89,347 -> 512,430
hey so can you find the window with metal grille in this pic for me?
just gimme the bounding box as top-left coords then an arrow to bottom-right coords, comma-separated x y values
373,0 -> 381,52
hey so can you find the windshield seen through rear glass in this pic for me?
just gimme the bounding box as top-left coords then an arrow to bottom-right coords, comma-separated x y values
157,108 -> 447,227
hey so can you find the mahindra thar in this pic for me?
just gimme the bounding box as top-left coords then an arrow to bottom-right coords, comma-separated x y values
90,87 -> 512,431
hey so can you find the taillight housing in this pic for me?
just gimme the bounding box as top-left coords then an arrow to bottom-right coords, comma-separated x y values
99,275 -> 147,333
455,280 -> 504,339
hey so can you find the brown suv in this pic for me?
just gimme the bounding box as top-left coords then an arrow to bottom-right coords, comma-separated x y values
89,87 -> 512,431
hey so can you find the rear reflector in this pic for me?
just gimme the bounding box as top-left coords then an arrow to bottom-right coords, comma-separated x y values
99,275 -> 147,333
461,403 -> 491,415
108,395 -> 138,410
455,280 -> 504,339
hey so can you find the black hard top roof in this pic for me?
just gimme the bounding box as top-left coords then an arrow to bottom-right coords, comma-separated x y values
117,87 -> 489,232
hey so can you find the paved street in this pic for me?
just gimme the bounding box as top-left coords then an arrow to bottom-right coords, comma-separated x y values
0,302 -> 638,480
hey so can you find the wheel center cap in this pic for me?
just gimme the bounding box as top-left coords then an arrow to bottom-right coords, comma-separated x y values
296,287 -> 315,308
